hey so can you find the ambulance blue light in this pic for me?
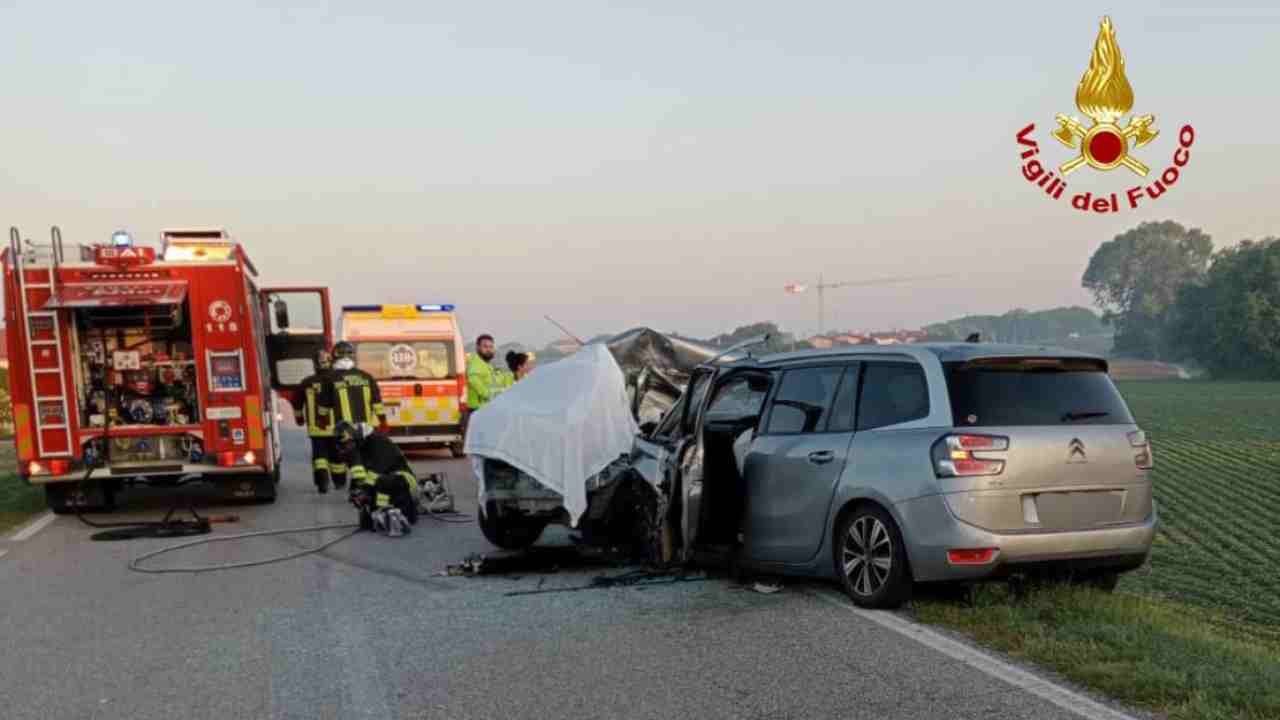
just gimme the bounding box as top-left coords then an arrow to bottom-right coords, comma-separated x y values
417,304 -> 455,312
111,230 -> 133,248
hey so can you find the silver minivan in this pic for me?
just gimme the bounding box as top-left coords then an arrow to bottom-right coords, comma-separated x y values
629,343 -> 1157,608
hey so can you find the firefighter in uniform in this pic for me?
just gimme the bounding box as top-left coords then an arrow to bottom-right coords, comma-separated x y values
335,421 -> 419,534
294,347 -> 337,493
328,341 -> 387,488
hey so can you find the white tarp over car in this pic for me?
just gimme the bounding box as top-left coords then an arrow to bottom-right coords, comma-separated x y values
463,343 -> 640,525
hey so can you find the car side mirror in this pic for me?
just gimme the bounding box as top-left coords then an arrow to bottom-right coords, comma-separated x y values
273,299 -> 290,330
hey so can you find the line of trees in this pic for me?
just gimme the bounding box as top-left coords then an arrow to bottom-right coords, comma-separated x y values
1083,220 -> 1280,379
923,307 -> 1109,346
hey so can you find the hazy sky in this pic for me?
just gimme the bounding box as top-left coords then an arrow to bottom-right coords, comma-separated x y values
3,1 -> 1278,348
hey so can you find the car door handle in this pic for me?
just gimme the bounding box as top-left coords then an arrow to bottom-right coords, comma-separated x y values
808,450 -> 835,465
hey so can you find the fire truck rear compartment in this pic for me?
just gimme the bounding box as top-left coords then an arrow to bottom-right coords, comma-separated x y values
75,303 -> 198,426
72,301 -> 204,470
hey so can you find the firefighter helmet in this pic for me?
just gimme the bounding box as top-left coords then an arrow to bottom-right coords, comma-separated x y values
334,421 -> 359,454
334,420 -> 372,456
333,341 -> 355,361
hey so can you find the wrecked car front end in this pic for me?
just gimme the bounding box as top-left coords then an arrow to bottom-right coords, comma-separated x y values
466,328 -> 731,557
466,329 -> 771,566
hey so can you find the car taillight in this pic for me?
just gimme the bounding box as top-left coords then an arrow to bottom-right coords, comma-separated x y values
948,548 -> 999,565
932,434 -> 1008,477
1129,430 -> 1154,470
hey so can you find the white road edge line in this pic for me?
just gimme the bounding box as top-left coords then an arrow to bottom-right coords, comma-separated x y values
810,591 -> 1140,720
9,512 -> 56,542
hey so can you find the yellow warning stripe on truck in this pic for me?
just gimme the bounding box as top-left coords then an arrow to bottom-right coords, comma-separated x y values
244,396 -> 264,449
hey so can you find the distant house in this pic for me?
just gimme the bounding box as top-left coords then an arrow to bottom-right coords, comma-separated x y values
829,333 -> 866,346
807,336 -> 834,349
858,329 -> 928,345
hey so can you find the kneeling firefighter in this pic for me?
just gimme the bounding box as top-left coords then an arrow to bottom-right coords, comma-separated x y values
334,421 -> 420,535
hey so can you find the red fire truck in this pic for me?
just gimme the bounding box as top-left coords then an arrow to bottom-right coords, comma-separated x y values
2,226 -> 332,513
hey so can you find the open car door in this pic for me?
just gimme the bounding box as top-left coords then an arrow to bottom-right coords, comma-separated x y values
260,287 -> 333,393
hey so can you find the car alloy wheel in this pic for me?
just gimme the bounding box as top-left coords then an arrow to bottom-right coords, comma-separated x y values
835,505 -> 910,609
843,516 -> 892,597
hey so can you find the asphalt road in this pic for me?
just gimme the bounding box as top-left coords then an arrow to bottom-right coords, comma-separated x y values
0,430 -> 1137,720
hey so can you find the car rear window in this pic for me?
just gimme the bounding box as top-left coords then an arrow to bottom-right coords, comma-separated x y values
944,358 -> 1134,427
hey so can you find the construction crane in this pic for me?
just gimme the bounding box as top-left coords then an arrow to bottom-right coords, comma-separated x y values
784,272 -> 965,337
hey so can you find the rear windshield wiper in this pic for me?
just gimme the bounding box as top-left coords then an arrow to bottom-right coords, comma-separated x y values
1062,410 -> 1110,422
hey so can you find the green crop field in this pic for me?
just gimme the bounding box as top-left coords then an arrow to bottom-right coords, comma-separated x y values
1114,380 -> 1280,636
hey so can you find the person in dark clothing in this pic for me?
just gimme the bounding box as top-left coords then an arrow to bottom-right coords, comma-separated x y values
328,341 -> 387,488
295,347 -> 337,493
335,421 -> 419,534
505,350 -> 532,382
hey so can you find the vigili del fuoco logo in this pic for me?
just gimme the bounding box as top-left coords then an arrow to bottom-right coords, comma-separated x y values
1016,16 -> 1196,214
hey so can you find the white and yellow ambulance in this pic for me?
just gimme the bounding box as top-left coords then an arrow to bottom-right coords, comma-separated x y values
339,303 -> 466,456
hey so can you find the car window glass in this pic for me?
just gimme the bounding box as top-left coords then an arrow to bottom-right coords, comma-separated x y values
765,366 -> 843,434
682,372 -> 713,434
827,364 -> 861,432
943,360 -> 1134,426
857,363 -> 929,430
653,392 -> 685,437
705,375 -> 769,422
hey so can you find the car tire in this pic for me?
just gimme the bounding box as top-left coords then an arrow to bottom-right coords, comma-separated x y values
226,473 -> 277,503
835,505 -> 912,609
45,484 -> 72,515
478,504 -> 546,550
46,483 -> 112,514
254,471 -> 278,503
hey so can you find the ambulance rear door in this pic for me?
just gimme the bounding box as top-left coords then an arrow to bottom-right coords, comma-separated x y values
259,287 -> 333,392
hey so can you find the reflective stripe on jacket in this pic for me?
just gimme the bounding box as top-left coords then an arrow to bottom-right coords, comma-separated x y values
331,368 -> 385,426
296,372 -> 334,437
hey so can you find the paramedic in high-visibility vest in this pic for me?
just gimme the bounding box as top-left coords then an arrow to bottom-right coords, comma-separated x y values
461,333 -> 503,444
294,347 -> 338,494
465,334 -> 501,409
328,341 -> 387,487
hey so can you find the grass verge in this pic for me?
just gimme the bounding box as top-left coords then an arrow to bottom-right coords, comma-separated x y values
911,583 -> 1280,720
0,471 -> 45,536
